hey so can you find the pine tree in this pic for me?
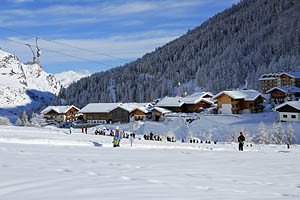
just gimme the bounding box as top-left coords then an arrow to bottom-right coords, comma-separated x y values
270,122 -> 286,144
253,122 -> 271,144
286,124 -> 296,144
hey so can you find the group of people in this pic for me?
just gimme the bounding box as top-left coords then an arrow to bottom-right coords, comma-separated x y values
166,136 -> 176,142
81,127 -> 88,134
144,132 -> 162,141
74,126 -> 247,151
188,139 -> 218,144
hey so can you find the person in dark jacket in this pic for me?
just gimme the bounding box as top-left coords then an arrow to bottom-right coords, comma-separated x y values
238,132 -> 245,151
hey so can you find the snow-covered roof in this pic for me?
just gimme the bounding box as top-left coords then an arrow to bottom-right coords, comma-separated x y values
258,77 -> 278,81
79,103 -> 120,113
182,92 -> 214,104
213,90 -> 263,101
131,107 -> 150,114
151,107 -> 171,114
266,86 -> 300,94
200,98 -> 216,105
155,97 -> 184,107
275,101 -> 300,111
41,105 -> 79,114
280,72 -> 300,79
185,92 -> 214,99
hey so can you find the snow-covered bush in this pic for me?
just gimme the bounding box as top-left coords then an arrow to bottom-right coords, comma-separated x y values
16,111 -> 32,126
0,116 -> 11,126
253,122 -> 297,145
253,122 -> 272,144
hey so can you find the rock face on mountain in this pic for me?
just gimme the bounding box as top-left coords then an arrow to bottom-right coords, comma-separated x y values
55,0 -> 300,108
0,49 -> 61,119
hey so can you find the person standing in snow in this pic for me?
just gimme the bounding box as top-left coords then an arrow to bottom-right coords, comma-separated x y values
113,127 -> 121,147
238,132 -> 245,151
69,127 -> 72,134
85,127 -> 88,134
130,133 -> 134,147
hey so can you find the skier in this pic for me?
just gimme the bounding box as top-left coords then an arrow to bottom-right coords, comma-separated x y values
113,127 -> 121,147
85,127 -> 88,134
238,132 -> 245,151
69,126 -> 72,134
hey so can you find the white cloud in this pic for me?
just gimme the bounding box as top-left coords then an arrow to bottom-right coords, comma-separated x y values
0,29 -> 183,66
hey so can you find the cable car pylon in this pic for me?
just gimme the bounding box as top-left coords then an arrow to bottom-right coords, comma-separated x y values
35,37 -> 42,76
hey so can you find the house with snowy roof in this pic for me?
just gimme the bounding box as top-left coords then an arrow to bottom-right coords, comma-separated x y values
181,92 -> 215,112
79,103 -> 120,124
259,72 -> 300,93
266,86 -> 300,103
130,107 -> 151,121
155,92 -> 215,113
275,101 -> 300,122
41,105 -> 79,122
213,90 -> 264,114
79,103 -> 152,124
151,107 -> 171,121
155,96 -> 185,112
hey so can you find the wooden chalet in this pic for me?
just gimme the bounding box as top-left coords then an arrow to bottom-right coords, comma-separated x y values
79,103 -> 120,124
79,103 -> 151,124
259,72 -> 300,93
155,97 -> 184,112
41,105 -> 79,122
151,107 -> 171,121
266,86 -> 300,104
182,92 -> 215,113
110,106 -> 130,123
259,73 -> 280,93
213,90 -> 264,114
275,101 -> 300,122
130,107 -> 150,121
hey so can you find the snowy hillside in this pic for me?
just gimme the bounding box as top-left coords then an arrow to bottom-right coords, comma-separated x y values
0,49 -> 61,120
55,70 -> 90,88
0,125 -> 299,200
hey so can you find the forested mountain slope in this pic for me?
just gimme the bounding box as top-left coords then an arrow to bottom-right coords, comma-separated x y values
55,0 -> 300,108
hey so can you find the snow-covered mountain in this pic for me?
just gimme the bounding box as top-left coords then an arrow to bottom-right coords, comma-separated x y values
55,70 -> 90,88
0,49 -> 61,119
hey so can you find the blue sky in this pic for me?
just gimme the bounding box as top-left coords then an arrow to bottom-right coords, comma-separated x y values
0,0 -> 240,74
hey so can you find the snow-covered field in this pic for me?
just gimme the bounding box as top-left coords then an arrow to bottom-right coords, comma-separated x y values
1,125 -> 300,200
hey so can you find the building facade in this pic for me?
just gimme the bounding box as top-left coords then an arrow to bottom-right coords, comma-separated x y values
275,101 -> 300,122
259,72 -> 300,93
214,90 -> 264,114
41,105 -> 79,122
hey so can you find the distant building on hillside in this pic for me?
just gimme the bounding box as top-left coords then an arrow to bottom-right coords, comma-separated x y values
41,105 -> 79,122
213,90 -> 264,114
266,86 -> 300,104
259,72 -> 300,93
275,101 -> 300,122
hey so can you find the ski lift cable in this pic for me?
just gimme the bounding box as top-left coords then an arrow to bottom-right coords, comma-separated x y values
0,26 -> 127,61
1,37 -> 113,67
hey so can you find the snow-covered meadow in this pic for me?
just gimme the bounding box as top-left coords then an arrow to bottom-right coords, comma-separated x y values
1,125 -> 300,200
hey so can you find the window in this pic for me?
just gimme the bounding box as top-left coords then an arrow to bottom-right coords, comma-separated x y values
283,115 -> 287,118
291,115 -> 296,119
